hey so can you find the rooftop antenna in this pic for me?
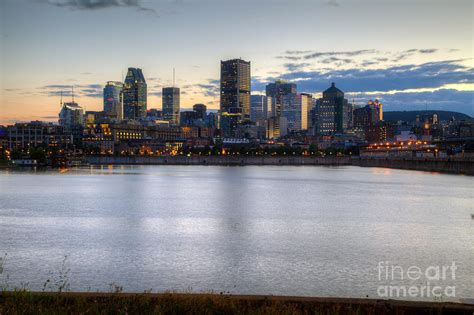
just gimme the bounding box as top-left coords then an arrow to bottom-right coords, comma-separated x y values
60,90 -> 63,107
173,67 -> 176,87
71,85 -> 75,104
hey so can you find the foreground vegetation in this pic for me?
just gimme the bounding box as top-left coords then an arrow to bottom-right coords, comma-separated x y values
1,291 -> 474,315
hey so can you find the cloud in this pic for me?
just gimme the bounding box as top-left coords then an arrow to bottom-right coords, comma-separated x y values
320,57 -> 352,64
285,50 -> 312,55
40,84 -> 72,89
391,49 -> 438,62
304,49 -> 377,60
254,59 -> 473,94
38,0 -> 157,15
181,80 -> 219,97
276,55 -> 302,61
391,53 -> 412,63
196,82 -> 219,97
419,49 -> 437,54
278,49 -> 377,61
277,49 -> 441,64
256,56 -> 473,115
81,88 -> 102,97
180,80 -> 219,97
360,57 -> 389,67
325,0 -> 339,7
348,89 -> 474,116
84,84 -> 102,89
38,83 -> 103,98
195,84 -> 215,90
283,63 -> 311,71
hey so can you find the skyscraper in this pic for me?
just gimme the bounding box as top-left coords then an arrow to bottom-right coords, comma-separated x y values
103,81 -> 123,120
368,99 -> 383,121
353,102 -> 381,130
250,95 -> 272,123
264,80 -> 296,138
281,93 -> 309,131
220,58 -> 251,137
122,68 -> 147,120
317,83 -> 351,134
162,87 -> 180,125
193,104 -> 207,120
265,81 -> 297,117
59,102 -> 84,130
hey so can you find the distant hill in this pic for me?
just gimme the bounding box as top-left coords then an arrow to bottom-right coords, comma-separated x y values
383,110 -> 472,123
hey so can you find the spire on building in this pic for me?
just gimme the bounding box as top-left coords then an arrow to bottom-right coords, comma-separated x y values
173,67 -> 176,88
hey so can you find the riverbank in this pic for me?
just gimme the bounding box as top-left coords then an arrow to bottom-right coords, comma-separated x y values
353,156 -> 474,175
1,292 -> 473,315
86,155 -> 352,166
85,155 -> 474,175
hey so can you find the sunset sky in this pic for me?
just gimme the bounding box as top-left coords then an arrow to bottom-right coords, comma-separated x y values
0,0 -> 473,125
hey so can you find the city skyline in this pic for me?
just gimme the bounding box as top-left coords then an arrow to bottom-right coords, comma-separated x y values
1,0 -> 473,125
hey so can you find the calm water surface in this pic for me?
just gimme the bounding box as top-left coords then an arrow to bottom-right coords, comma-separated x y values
0,165 -> 473,300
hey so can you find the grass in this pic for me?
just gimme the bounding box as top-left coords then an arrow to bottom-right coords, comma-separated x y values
1,290 -> 474,315
1,257 -> 473,314
1,256 -> 474,314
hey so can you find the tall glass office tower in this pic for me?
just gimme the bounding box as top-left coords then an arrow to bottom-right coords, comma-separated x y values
317,82 -> 351,134
265,80 -> 297,117
220,58 -> 251,137
122,68 -> 147,120
103,81 -> 123,121
162,87 -> 180,125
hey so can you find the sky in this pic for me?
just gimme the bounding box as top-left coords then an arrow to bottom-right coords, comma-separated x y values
0,0 -> 473,125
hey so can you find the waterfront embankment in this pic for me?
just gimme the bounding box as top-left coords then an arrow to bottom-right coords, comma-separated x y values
85,155 -> 474,175
86,155 -> 351,166
1,292 -> 473,315
353,156 -> 474,175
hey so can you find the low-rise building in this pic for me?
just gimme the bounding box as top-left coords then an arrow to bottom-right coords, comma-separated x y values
8,121 -> 73,150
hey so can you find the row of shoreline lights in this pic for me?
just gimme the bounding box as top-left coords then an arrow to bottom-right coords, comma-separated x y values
367,140 -> 433,150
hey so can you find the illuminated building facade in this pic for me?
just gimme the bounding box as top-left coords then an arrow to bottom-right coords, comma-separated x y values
317,83 -> 351,134
364,121 -> 396,143
103,81 -> 123,121
368,99 -> 383,121
220,58 -> 251,137
250,95 -> 272,123
266,116 -> 288,139
220,112 -> 242,138
123,68 -> 147,120
7,121 -> 73,150
353,104 -> 380,130
162,87 -> 180,125
281,93 -> 309,131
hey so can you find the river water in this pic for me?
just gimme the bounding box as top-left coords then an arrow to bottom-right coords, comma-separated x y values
0,165 -> 472,301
